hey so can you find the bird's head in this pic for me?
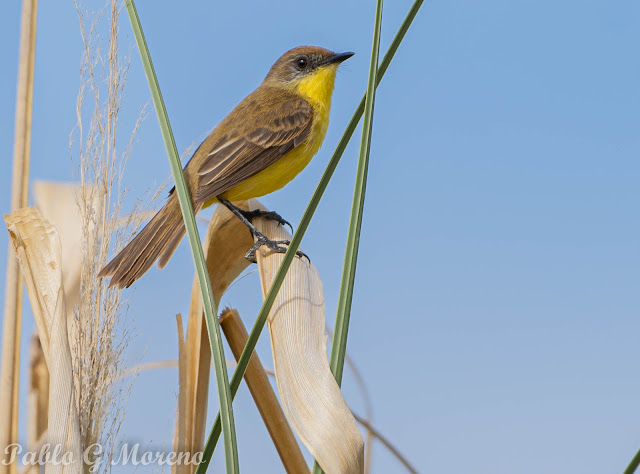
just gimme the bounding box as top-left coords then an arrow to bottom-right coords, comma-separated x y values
264,46 -> 354,104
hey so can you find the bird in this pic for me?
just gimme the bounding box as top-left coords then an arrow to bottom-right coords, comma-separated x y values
98,46 -> 354,289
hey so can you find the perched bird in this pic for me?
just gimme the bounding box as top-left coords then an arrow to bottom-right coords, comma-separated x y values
99,46 -> 353,289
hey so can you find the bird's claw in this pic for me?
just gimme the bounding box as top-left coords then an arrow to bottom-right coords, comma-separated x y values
239,209 -> 293,233
244,234 -> 310,264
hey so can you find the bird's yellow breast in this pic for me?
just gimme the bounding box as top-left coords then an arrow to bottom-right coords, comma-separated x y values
218,66 -> 337,202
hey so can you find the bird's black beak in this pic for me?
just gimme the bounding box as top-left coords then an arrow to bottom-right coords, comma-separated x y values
322,51 -> 355,66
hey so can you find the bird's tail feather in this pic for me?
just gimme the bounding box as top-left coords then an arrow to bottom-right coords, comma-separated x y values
158,224 -> 186,269
98,196 -> 188,288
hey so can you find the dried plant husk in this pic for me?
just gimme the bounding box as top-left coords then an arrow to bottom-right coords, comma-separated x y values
22,181 -> 99,459
4,207 -> 82,474
33,181 -> 100,318
250,200 -> 364,474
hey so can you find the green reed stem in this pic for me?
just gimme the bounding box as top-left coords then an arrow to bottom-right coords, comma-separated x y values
194,1 -> 424,472
313,1 -> 384,472
123,2 -> 238,473
330,0 -> 383,386
624,447 -> 640,474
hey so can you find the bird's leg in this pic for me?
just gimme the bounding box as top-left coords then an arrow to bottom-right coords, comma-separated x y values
242,209 -> 293,233
218,199 -> 308,264
218,199 -> 293,231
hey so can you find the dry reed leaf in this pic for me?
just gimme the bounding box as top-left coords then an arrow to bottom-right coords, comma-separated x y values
325,327 -> 375,474
33,181 -> 101,446
250,200 -> 365,474
177,201 -> 253,470
15,182 -> 93,468
4,207 -> 82,473
5,208 -> 57,360
33,181 -> 100,317
201,201 -> 255,304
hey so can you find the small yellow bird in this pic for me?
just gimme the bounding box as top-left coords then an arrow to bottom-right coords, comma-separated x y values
99,46 -> 353,288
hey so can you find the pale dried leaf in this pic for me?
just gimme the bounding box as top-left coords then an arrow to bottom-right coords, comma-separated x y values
4,207 -> 82,473
250,200 -> 364,474
34,181 -> 101,315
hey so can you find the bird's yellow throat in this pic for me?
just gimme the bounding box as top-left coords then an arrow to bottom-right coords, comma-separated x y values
295,64 -> 338,111
215,65 -> 338,203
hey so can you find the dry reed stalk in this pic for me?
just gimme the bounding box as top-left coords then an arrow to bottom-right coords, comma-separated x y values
176,203 -> 253,471
0,0 -> 38,468
26,336 -> 48,474
4,207 -> 82,474
219,308 -> 308,474
70,0 -> 149,469
251,201 -> 364,474
173,314 -> 188,474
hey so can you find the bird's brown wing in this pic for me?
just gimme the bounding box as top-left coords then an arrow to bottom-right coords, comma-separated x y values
194,94 -> 313,203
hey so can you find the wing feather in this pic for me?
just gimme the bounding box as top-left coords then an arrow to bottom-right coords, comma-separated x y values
194,93 -> 313,203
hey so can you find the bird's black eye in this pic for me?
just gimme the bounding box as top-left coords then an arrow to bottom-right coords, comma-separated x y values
296,57 -> 308,69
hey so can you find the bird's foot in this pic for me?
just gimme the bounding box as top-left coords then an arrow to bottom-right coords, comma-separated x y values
245,232 -> 309,264
239,209 -> 293,232
217,199 -> 307,263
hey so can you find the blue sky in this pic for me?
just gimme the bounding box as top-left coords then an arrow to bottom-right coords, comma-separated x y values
1,0 -> 639,472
